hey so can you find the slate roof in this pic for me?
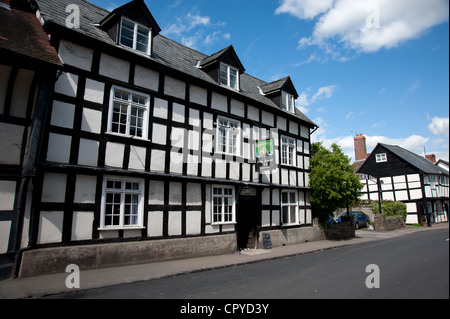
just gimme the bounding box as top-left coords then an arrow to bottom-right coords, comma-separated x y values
0,4 -> 62,67
379,144 -> 448,176
33,0 -> 316,127
259,76 -> 299,98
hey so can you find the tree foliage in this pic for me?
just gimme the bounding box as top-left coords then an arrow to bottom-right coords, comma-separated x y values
310,142 -> 363,222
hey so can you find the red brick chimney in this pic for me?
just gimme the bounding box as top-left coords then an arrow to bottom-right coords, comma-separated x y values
426,154 -> 436,164
354,134 -> 367,162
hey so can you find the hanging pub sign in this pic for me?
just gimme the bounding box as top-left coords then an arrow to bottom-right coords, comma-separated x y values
255,139 -> 275,171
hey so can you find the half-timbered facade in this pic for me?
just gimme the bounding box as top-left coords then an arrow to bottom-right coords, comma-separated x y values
0,0 -> 62,274
357,143 -> 449,225
1,0 -> 319,276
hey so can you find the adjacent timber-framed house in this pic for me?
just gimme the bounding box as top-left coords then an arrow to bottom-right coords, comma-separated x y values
357,141 -> 449,226
1,0 -> 319,277
0,0 -> 62,276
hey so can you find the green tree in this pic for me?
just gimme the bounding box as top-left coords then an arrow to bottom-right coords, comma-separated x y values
310,142 -> 363,222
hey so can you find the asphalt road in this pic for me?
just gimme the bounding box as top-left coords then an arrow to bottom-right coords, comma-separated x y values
48,229 -> 449,300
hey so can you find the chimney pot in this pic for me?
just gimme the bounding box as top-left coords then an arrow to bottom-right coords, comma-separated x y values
426,154 -> 436,164
354,134 -> 367,162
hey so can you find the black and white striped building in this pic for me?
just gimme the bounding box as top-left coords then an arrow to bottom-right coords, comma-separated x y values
1,0 -> 320,276
356,141 -> 449,225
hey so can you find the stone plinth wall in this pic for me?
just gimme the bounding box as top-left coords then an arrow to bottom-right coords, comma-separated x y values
373,214 -> 405,232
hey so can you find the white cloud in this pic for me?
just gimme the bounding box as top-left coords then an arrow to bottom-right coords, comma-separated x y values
277,0 -> 449,59
186,13 -> 211,30
311,122 -> 434,161
275,0 -> 334,20
371,121 -> 386,128
162,11 -> 227,49
428,116 -> 450,137
407,80 -> 421,93
297,85 -> 339,107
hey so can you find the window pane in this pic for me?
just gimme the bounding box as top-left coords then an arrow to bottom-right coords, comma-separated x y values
120,19 -> 135,48
290,206 -> 296,224
129,106 -> 144,137
105,191 -> 121,227
120,35 -> 133,48
213,197 -> 222,223
229,131 -> 237,154
112,103 -> 126,133
122,18 -> 134,30
220,64 -> 228,85
136,27 -> 149,53
282,206 -> 289,224
229,68 -> 238,89
281,192 -> 288,204
219,128 -> 227,153
289,192 -> 296,203
124,194 -> 139,226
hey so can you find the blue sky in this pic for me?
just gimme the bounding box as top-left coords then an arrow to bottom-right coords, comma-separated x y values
91,0 -> 449,162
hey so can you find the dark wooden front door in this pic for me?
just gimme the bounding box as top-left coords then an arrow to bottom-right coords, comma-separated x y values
237,195 -> 258,249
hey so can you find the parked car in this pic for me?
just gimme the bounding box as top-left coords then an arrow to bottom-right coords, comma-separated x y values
335,211 -> 370,229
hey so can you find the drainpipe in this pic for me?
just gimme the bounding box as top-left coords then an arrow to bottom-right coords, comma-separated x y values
12,73 -> 55,278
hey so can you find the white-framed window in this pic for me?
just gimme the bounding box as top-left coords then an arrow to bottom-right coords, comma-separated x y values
108,86 -> 150,139
100,177 -> 145,230
282,91 -> 295,113
120,17 -> 151,54
220,63 -> 239,90
375,153 -> 387,163
217,116 -> 241,156
281,136 -> 296,166
281,190 -> 298,225
212,185 -> 235,225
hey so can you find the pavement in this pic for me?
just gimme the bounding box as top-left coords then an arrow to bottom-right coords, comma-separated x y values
0,223 -> 448,299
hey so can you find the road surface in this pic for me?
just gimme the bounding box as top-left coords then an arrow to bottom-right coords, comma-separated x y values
47,229 -> 449,300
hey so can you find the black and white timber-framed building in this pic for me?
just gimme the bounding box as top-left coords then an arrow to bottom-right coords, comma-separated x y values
0,0 -> 320,277
356,140 -> 449,225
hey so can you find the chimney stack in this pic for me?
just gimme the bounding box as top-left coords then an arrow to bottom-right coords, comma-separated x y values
354,134 -> 367,162
426,154 -> 436,164
0,0 -> 10,10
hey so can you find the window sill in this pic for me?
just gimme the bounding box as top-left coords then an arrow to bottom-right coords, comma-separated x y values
215,151 -> 243,158
280,163 -> 297,168
98,226 -> 145,231
106,131 -> 149,141
211,222 -> 236,226
281,223 -> 300,227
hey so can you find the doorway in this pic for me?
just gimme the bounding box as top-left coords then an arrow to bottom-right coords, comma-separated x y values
236,188 -> 259,249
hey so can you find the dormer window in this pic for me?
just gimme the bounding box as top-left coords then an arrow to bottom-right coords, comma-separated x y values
259,77 -> 299,114
198,46 -> 245,91
220,63 -> 239,90
282,91 -> 295,113
120,17 -> 151,54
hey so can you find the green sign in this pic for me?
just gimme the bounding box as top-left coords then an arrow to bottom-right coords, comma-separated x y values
255,139 -> 274,157
255,139 -> 274,170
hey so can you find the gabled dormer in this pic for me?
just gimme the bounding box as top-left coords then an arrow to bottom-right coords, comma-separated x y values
259,76 -> 299,114
99,0 -> 161,56
198,45 -> 245,91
